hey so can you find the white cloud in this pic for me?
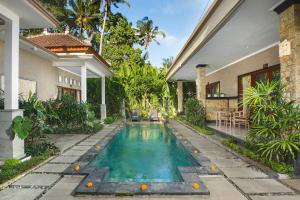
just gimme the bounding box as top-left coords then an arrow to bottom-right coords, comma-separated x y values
155,32 -> 188,50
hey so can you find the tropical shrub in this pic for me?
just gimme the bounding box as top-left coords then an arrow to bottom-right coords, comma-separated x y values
43,94 -> 102,133
25,142 -> 58,157
12,116 -> 32,140
244,81 -> 300,163
104,116 -> 114,124
184,98 -> 206,128
53,94 -> 86,128
20,94 -> 52,144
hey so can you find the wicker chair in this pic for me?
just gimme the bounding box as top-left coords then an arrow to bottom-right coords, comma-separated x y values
232,110 -> 249,129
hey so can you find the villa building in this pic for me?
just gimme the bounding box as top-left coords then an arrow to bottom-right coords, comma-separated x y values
0,0 -> 112,161
167,0 -> 300,121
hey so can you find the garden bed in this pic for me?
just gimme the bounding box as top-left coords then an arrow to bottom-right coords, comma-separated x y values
0,148 -> 58,185
176,116 -> 214,136
221,138 -> 294,176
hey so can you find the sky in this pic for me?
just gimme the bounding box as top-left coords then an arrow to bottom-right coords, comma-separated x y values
113,0 -> 213,68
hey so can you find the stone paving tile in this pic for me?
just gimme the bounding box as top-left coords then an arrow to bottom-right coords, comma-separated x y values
12,173 -> 60,187
77,141 -> 98,146
89,135 -> 106,139
34,163 -> 69,173
50,155 -> 81,164
201,177 -> 248,200
62,149 -> 88,156
40,175 -> 84,200
281,179 -> 300,192
211,158 -> 249,168
231,178 -> 295,194
180,173 -> 201,182
202,151 -> 237,159
220,167 -> 268,178
250,195 -> 300,200
0,188 -> 44,200
70,145 -> 93,151
47,134 -> 88,152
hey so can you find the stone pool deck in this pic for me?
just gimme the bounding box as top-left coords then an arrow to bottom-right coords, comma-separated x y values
0,120 -> 300,200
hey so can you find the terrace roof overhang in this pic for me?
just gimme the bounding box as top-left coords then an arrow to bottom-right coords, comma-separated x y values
0,0 -> 59,28
19,37 -> 113,78
53,55 -> 113,78
166,0 -> 281,81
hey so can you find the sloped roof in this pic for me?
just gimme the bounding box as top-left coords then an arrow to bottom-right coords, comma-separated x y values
27,33 -> 112,73
28,33 -> 91,48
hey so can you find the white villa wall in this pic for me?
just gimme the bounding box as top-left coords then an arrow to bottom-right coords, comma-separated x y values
0,42 -> 81,101
206,45 -> 280,97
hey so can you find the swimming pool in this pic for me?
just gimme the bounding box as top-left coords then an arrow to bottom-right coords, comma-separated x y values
65,122 -> 219,195
91,123 -> 200,182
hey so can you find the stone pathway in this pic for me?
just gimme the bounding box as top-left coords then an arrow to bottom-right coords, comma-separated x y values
0,120 -> 299,200
171,120 -> 300,200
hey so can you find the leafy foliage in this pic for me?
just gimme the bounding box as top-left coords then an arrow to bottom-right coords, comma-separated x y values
0,150 -> 57,184
44,94 -> 102,133
12,116 -> 32,140
104,116 -> 115,124
35,1 -> 174,119
2,159 -> 21,171
244,81 -> 300,163
222,139 -> 294,175
184,98 -> 206,128
25,142 -> 59,157
136,16 -> 166,49
20,94 -> 51,144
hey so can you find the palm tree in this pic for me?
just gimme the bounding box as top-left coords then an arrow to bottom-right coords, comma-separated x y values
98,0 -> 130,55
136,17 -> 166,49
162,57 -> 174,69
66,0 -> 101,39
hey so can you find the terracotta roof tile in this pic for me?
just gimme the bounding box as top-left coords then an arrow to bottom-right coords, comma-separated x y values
27,33 -> 91,48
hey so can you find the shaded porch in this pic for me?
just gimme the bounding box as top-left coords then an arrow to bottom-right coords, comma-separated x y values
207,122 -> 248,141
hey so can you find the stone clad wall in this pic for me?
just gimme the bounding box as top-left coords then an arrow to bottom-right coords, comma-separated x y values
279,4 -> 300,103
205,98 -> 238,121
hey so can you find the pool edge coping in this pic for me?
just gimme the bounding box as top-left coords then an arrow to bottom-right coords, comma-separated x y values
63,122 -> 222,196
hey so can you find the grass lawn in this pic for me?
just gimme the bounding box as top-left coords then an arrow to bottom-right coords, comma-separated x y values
0,150 -> 56,184
176,117 -> 214,136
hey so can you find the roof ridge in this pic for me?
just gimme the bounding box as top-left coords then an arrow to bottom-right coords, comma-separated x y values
27,33 -> 91,46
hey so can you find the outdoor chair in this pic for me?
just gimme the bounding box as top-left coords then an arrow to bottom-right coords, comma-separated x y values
232,110 -> 249,129
216,111 -> 232,127
149,109 -> 160,121
131,110 -> 140,122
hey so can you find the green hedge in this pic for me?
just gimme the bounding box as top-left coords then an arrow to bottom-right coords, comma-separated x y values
184,98 -> 206,128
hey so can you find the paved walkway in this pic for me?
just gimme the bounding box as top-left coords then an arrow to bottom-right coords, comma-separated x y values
0,121 -> 299,200
171,120 -> 300,200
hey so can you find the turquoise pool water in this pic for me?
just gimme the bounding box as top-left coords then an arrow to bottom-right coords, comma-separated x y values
91,123 -> 199,182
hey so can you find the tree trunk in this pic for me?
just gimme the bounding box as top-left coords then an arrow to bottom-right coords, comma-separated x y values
99,4 -> 108,55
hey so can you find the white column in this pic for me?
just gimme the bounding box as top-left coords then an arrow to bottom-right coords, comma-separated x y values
101,76 -> 106,120
101,76 -> 105,104
81,65 -> 87,102
0,14 -> 25,161
177,81 -> 183,113
4,17 -> 19,109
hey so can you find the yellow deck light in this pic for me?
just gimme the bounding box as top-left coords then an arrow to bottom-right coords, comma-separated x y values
86,181 -> 94,188
193,183 -> 200,189
140,184 -> 148,191
210,165 -> 217,171
74,165 -> 81,172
